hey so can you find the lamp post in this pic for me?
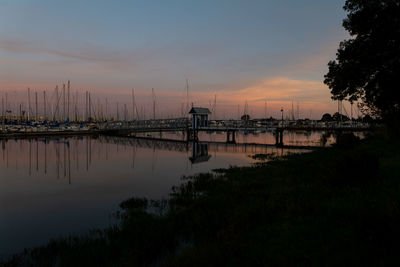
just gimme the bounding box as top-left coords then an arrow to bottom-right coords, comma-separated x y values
280,108 -> 284,121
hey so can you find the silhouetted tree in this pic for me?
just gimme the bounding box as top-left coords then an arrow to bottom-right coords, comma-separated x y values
321,113 -> 333,122
241,114 -> 250,121
333,112 -> 350,122
362,114 -> 374,124
324,0 -> 400,128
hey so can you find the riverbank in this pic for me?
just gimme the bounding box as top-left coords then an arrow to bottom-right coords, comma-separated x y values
2,134 -> 400,266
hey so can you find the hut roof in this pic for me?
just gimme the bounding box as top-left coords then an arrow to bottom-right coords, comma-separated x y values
188,107 -> 211,115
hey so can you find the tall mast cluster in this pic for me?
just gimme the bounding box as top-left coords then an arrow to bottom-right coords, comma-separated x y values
0,81 -> 172,123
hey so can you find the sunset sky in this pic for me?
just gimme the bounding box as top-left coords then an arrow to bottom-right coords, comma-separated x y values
0,0 -> 351,119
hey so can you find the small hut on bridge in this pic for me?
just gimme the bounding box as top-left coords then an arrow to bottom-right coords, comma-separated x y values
189,107 -> 211,129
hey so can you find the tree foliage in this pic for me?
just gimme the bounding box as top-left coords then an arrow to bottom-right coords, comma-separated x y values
324,0 -> 400,122
321,113 -> 333,122
333,112 -> 350,122
241,114 -> 250,121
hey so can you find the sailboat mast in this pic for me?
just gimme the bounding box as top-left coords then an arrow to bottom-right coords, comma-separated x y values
214,94 -> 217,120
88,92 -> 91,121
116,102 -> 119,120
55,86 -> 59,121
62,84 -> 66,121
67,80 -> 70,120
291,101 -> 294,120
1,96 -> 4,131
43,91 -> 47,120
75,91 -> 78,121
105,98 -> 108,121
27,88 -> 31,121
152,88 -> 156,120
85,91 -> 88,121
132,89 -> 136,120
53,86 -> 58,121
186,79 -> 189,114
5,93 -> 7,121
35,91 -> 38,121
124,104 -> 127,121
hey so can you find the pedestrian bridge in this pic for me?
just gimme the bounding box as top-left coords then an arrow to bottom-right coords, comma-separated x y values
99,118 -> 371,146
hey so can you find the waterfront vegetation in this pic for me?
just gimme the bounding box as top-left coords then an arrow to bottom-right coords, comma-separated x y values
2,131 -> 400,266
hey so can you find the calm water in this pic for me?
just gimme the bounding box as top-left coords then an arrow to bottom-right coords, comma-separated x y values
0,131 -> 334,256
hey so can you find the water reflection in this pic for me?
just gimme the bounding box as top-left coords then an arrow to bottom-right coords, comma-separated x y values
0,134 -> 312,257
0,134 -> 318,182
190,142 -> 211,164
141,129 -> 342,147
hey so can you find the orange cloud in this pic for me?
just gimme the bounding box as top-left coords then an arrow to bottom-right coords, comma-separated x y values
190,77 -> 337,118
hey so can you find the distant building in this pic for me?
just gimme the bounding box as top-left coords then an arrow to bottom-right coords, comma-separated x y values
188,107 -> 211,129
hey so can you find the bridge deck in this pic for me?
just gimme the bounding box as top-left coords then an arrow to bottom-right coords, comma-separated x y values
101,126 -> 371,133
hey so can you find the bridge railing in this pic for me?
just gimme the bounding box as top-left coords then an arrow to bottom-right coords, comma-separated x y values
99,118 -> 190,130
99,119 -> 371,131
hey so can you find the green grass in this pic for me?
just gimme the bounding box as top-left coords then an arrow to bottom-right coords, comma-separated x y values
2,135 -> 400,266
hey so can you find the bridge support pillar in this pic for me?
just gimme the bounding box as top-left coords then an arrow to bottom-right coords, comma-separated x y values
226,130 -> 236,144
187,129 -> 198,142
274,129 -> 284,147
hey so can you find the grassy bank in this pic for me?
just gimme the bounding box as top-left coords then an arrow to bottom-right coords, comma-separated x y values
3,135 -> 400,266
